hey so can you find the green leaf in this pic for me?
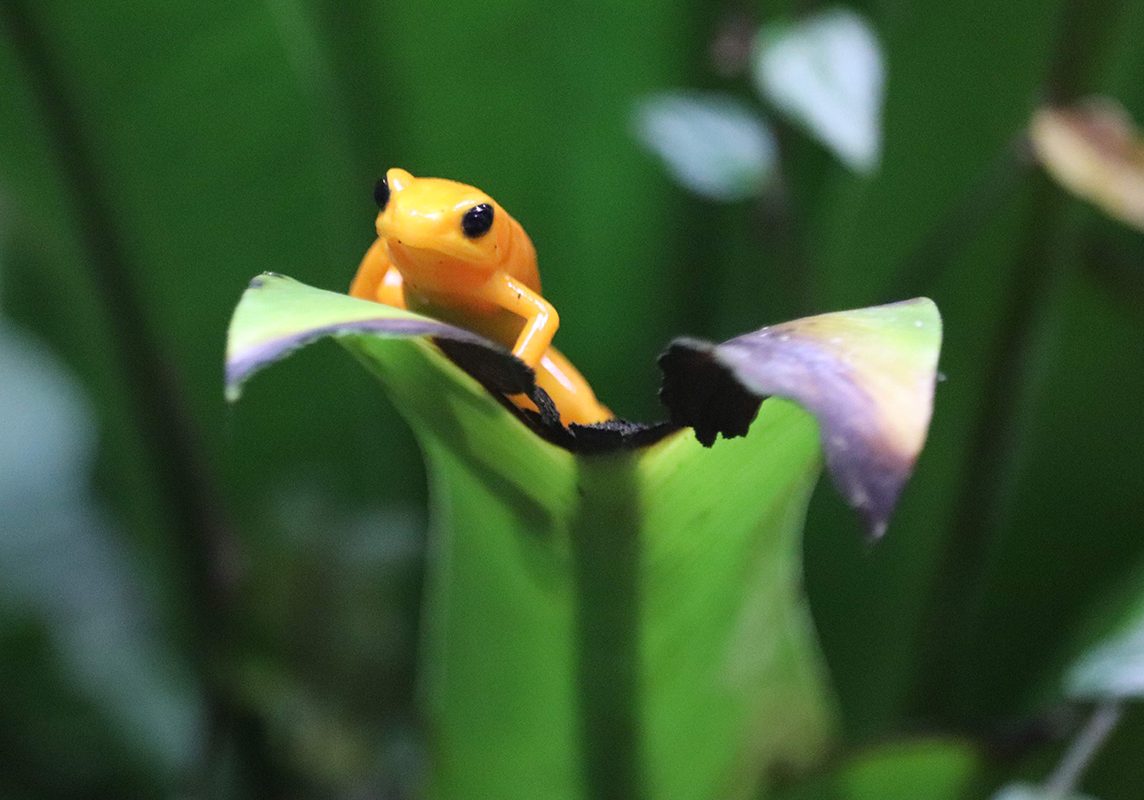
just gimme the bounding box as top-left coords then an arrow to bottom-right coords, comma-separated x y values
225,272 -> 520,405
225,274 -> 942,799
778,739 -> 982,800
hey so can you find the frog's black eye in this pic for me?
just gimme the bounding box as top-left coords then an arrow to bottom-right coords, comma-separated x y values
373,177 -> 390,209
461,203 -> 494,238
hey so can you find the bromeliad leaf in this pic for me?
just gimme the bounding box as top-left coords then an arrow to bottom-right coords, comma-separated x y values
229,275 -> 941,536
226,273 -> 666,449
226,272 -> 536,405
225,273 -> 836,797
659,298 -> 941,538
224,273 -> 942,798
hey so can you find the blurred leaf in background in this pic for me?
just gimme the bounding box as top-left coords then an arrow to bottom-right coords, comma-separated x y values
992,786 -> 1098,800
632,91 -> 777,200
777,739 -> 983,800
0,318 -> 201,796
1068,595 -> 1144,702
752,8 -> 884,173
1030,98 -> 1144,231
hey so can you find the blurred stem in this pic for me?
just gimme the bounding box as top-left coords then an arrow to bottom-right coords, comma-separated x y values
760,118 -> 816,317
1084,236 -> 1144,315
670,197 -> 724,338
0,3 -> 264,796
909,0 -> 1129,721
1043,703 -> 1122,797
913,171 -> 1074,719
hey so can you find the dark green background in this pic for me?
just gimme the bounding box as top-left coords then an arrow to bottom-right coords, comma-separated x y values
1,1 -> 1142,797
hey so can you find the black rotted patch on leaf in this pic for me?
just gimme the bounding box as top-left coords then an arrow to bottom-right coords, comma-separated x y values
565,418 -> 679,454
435,337 -> 676,454
658,338 -> 764,447
435,337 -> 535,397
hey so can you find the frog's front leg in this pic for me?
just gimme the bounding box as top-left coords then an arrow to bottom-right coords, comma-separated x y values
350,238 -> 405,308
477,272 -> 559,367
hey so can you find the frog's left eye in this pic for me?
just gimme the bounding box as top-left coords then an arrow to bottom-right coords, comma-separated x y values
373,177 -> 390,209
461,204 -> 494,238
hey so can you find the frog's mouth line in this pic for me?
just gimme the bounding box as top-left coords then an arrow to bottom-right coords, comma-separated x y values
386,238 -> 492,273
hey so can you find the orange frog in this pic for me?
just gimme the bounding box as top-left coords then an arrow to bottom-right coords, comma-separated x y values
350,168 -> 611,426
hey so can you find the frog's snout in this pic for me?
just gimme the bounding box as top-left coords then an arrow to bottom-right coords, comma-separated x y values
386,167 -> 415,191
375,208 -> 451,247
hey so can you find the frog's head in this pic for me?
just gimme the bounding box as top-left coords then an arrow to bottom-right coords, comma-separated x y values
373,168 -> 511,272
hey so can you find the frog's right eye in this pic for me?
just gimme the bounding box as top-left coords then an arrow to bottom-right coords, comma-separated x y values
373,177 -> 390,209
461,203 -> 494,238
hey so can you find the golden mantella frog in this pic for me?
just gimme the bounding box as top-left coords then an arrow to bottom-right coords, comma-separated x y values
350,168 -> 611,426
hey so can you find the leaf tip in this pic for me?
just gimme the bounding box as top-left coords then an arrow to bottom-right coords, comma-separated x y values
224,371 -> 244,404
658,298 -> 942,537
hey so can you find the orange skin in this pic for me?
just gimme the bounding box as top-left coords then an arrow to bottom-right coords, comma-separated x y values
350,168 -> 611,426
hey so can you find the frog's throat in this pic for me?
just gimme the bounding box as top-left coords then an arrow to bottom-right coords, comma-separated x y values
387,240 -> 496,292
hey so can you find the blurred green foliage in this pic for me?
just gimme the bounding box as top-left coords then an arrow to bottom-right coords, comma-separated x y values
2,0 -> 1144,798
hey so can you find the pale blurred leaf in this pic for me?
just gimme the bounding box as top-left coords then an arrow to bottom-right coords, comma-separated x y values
0,322 -> 201,774
752,8 -> 885,173
632,91 -> 776,201
1031,98 -> 1144,231
1068,594 -> 1144,701
992,783 -> 1098,800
